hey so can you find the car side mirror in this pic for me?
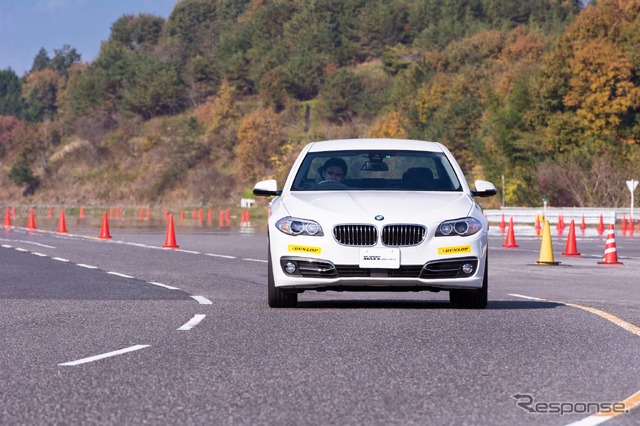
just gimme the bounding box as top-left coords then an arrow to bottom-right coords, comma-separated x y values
471,180 -> 497,197
253,179 -> 282,196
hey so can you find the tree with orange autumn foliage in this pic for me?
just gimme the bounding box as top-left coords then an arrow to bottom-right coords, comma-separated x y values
563,39 -> 640,137
234,108 -> 281,185
368,111 -> 408,138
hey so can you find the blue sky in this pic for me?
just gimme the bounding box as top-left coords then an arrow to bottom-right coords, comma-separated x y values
0,0 -> 178,76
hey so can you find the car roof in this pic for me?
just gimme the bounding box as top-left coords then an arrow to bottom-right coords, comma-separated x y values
306,138 -> 445,153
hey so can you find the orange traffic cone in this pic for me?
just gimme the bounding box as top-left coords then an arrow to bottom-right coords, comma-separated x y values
562,220 -> 581,257
99,211 -> 112,239
207,208 -> 213,225
226,208 -> 231,226
219,210 -> 224,227
27,208 -> 37,230
534,214 -> 541,236
580,215 -> 586,232
4,208 -> 12,227
503,218 -> 519,248
629,218 -> 635,236
499,213 -> 506,233
162,214 -> 179,249
57,209 -> 69,233
79,206 -> 85,219
598,224 -> 623,266
598,214 -> 605,236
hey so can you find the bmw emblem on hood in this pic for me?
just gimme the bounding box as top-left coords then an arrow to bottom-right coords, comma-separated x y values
375,215 -> 384,221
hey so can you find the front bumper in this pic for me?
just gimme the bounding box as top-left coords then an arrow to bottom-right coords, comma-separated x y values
274,255 -> 485,292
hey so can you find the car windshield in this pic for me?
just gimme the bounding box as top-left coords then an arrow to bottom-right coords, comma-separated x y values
291,150 -> 462,191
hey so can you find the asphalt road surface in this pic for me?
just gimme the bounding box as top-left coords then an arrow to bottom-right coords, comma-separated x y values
1,220 -> 639,425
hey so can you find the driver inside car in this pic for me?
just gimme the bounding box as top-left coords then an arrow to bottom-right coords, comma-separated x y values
319,158 -> 347,183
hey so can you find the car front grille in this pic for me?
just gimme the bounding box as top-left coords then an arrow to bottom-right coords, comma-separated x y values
333,224 -> 377,246
333,224 -> 426,246
382,225 -> 426,246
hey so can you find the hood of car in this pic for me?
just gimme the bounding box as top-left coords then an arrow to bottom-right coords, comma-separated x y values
280,191 -> 474,224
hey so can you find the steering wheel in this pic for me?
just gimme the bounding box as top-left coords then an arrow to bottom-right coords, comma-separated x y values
316,180 -> 348,189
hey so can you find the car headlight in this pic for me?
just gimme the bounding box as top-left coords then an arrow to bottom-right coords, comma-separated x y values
436,217 -> 482,237
275,217 -> 324,236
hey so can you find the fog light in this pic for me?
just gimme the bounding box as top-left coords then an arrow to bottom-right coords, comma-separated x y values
461,263 -> 474,274
284,261 -> 297,274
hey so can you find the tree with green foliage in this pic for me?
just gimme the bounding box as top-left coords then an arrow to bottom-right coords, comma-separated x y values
318,69 -> 365,123
9,162 -> 40,196
0,69 -> 24,117
31,48 -> 50,73
123,57 -> 185,119
50,45 -> 81,77
109,14 -> 165,52
22,69 -> 62,122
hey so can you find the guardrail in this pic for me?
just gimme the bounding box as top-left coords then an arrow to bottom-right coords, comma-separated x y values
485,208 -> 624,225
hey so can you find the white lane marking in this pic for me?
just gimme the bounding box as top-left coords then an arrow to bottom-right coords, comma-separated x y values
0,239 -> 55,249
1,244 -> 12,248
205,253 -> 236,259
508,293 -> 543,301
148,281 -> 180,290
177,314 -> 206,331
191,295 -> 212,305
58,345 -> 150,366
20,241 -> 55,249
15,247 -> 28,252
32,252 -> 47,257
77,264 -> 98,269
242,258 -> 267,263
107,272 -> 133,279
52,257 -> 69,262
179,249 -> 201,254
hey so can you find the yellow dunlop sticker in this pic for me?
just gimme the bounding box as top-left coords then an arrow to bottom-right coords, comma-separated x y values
288,245 -> 321,255
438,245 -> 471,255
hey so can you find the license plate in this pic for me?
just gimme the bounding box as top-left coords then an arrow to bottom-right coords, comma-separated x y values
359,248 -> 400,269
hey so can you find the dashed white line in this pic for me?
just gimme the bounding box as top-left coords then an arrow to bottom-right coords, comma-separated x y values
52,257 -> 69,262
0,239 -> 55,249
58,344 -> 150,366
179,249 -> 201,254
204,253 -> 236,259
177,314 -> 206,331
77,264 -> 98,269
191,295 -> 212,305
15,247 -> 28,252
242,258 -> 268,263
107,272 -> 133,279
148,281 -> 180,290
1,244 -> 12,248
31,252 -> 47,257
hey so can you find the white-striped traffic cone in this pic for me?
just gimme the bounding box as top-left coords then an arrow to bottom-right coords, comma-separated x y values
598,224 -> 623,266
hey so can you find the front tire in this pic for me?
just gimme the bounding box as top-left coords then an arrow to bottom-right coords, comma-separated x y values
267,245 -> 297,308
449,257 -> 488,309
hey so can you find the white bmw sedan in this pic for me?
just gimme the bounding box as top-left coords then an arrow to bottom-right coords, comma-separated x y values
253,139 -> 497,308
